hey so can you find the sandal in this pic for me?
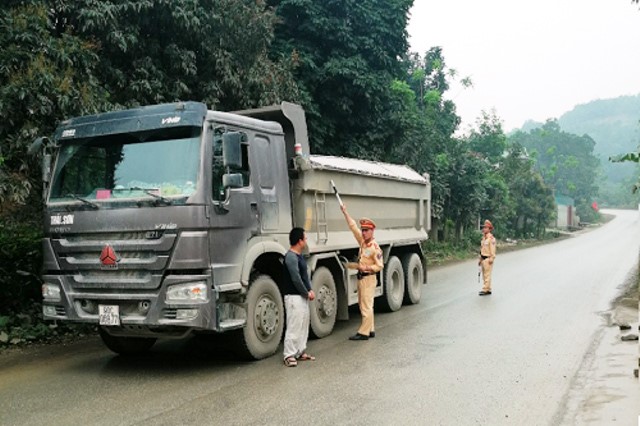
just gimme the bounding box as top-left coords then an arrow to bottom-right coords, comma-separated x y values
284,357 -> 298,367
297,353 -> 316,361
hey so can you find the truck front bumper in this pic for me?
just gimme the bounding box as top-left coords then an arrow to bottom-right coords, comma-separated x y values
41,274 -> 218,335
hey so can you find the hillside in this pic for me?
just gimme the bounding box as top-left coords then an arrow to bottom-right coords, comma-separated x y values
517,94 -> 640,207
559,94 -> 640,160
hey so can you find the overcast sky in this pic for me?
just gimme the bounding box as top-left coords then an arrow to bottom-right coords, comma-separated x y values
407,1 -> 640,133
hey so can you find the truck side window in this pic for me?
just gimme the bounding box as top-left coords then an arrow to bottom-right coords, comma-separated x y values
211,127 -> 250,201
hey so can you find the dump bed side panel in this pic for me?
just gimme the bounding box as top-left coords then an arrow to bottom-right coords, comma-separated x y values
292,155 -> 431,253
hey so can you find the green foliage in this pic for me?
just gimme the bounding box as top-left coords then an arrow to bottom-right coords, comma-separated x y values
610,151 -> 640,194
0,302 -> 95,347
611,152 -> 640,163
0,2 -> 110,217
510,120 -> 600,225
468,111 -> 507,162
395,49 -> 463,223
498,142 -> 555,237
559,95 -> 640,205
441,140 -> 490,239
424,231 -> 480,265
482,171 -> 514,235
559,95 -> 640,161
61,0 -> 299,110
0,222 -> 43,313
268,0 -> 413,158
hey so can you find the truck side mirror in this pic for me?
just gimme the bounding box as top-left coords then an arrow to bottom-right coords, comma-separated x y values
29,137 -> 54,189
222,173 -> 243,189
43,154 -> 52,184
28,137 -> 48,156
222,132 -> 242,169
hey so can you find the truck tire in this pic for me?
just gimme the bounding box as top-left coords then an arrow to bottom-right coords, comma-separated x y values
233,275 -> 284,360
98,327 -> 156,356
309,266 -> 337,338
402,253 -> 424,305
376,256 -> 405,312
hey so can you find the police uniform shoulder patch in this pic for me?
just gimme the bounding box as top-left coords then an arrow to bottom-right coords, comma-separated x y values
373,242 -> 383,258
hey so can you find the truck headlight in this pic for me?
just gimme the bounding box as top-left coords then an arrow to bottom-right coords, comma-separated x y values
166,282 -> 207,302
42,284 -> 61,302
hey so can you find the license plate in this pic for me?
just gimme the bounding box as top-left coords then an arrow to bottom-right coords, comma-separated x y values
99,305 -> 120,326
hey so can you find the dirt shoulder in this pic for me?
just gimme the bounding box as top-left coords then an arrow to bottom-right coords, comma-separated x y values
560,266 -> 639,425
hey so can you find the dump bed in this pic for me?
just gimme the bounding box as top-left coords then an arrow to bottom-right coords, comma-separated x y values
292,155 -> 431,253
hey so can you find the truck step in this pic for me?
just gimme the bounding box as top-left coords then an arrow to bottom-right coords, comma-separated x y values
219,319 -> 246,331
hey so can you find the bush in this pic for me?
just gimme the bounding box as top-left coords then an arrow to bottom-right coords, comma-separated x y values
0,301 -> 96,347
0,221 -> 43,314
425,229 -> 482,265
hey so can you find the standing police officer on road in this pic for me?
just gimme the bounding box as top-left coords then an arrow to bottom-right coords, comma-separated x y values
478,220 -> 496,296
340,204 -> 384,340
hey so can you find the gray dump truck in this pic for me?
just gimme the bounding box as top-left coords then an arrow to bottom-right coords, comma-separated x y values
32,101 -> 431,359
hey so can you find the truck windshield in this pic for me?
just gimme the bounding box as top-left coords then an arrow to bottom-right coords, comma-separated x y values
49,127 -> 201,204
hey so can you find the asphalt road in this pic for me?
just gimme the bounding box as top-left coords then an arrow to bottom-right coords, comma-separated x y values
1,209 -> 638,426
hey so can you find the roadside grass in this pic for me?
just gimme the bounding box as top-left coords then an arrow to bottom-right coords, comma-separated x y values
425,228 -> 574,267
425,211 -> 615,268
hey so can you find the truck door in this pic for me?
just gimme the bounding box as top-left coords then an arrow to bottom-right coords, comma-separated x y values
208,127 -> 258,286
253,135 -> 279,231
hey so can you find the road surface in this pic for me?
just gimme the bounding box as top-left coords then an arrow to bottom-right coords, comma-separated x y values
1,209 -> 638,425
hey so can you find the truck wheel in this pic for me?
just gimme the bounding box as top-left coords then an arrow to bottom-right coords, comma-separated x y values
309,266 -> 337,338
376,256 -> 405,312
98,327 -> 156,356
402,253 -> 424,305
234,275 -> 284,360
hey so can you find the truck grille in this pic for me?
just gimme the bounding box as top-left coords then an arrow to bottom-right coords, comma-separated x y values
70,271 -> 162,290
50,231 -> 176,290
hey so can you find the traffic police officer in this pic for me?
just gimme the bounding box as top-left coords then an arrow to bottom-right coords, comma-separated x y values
340,204 -> 384,340
478,219 -> 496,296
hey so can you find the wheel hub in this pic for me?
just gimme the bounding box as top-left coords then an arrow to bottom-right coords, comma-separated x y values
255,296 -> 278,337
317,286 -> 336,318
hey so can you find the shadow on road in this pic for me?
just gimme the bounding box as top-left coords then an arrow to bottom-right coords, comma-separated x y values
78,333 -> 261,377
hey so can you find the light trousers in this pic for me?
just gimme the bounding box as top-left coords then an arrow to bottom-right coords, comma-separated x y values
357,275 -> 376,335
283,295 -> 310,359
481,259 -> 493,292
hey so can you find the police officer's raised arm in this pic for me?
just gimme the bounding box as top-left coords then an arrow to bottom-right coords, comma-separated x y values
340,204 -> 363,245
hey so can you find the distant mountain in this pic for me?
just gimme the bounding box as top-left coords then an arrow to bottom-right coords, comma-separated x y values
559,94 -> 640,159
520,94 -> 640,159
517,94 -> 640,183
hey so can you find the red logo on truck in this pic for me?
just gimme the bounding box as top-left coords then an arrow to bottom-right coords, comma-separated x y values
100,245 -> 119,269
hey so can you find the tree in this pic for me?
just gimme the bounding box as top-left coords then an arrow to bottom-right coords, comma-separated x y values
465,112 -> 514,236
442,143 -> 490,240
61,0 -> 299,110
468,110 -> 507,163
394,48 -> 464,240
499,143 -> 555,237
610,150 -> 640,193
510,120 -> 600,222
268,0 -> 413,158
0,1 -> 109,220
